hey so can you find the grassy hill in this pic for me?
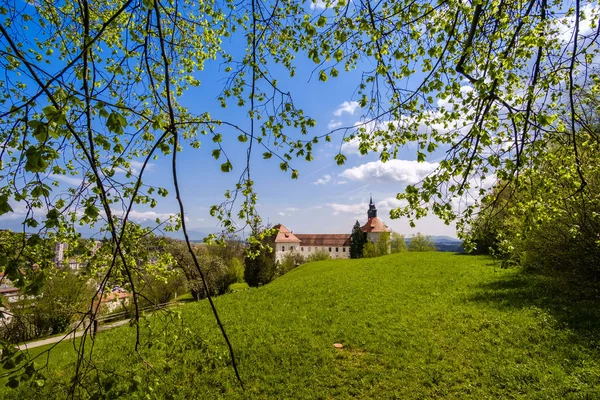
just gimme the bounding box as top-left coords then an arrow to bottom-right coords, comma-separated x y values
4,252 -> 600,398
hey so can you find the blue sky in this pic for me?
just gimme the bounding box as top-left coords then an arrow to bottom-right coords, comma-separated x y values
144,35 -> 459,239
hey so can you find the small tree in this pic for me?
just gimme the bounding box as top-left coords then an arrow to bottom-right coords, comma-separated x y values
377,232 -> 390,256
244,231 -> 277,287
350,221 -> 366,259
390,232 -> 407,253
408,233 -> 436,252
362,241 -> 379,258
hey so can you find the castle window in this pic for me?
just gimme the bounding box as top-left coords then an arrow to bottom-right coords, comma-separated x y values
336,247 -> 339,252
301,247 -> 304,252
329,247 -> 332,252
343,247 -> 346,252
282,246 -> 285,252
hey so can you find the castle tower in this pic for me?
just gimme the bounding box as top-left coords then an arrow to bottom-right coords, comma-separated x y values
362,197 -> 391,246
367,196 -> 377,219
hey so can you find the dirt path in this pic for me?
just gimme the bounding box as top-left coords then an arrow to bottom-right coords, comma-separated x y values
17,319 -> 131,351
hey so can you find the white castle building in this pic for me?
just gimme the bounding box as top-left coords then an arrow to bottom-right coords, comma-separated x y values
274,197 -> 390,262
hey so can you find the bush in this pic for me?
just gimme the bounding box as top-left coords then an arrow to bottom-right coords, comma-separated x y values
1,270 -> 94,343
363,233 -> 391,258
363,242 -> 379,258
390,232 -> 407,253
137,268 -> 187,307
307,250 -> 331,262
466,130 -> 600,279
408,233 -> 436,252
279,252 -> 305,275
226,257 -> 245,284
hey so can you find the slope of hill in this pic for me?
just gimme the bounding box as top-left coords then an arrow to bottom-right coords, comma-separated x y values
4,253 -> 600,398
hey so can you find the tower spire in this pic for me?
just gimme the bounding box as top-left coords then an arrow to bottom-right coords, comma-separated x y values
367,196 -> 377,219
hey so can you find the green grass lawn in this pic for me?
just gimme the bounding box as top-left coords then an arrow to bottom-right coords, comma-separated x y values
3,252 -> 600,399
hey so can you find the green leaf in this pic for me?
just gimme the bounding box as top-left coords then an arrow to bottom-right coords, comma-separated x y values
42,105 -> 66,125
0,195 -> 13,216
238,134 -> 248,142
84,204 -> 99,220
291,169 -> 299,179
212,149 -> 221,160
45,209 -> 60,228
334,153 -> 347,166
334,49 -> 343,62
24,146 -> 48,173
220,161 -> 232,172
263,152 -> 272,159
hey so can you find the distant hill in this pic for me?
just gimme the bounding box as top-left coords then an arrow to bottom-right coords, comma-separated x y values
405,235 -> 464,252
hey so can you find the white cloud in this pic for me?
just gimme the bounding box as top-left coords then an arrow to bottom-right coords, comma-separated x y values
376,197 -> 409,210
115,160 -> 154,175
341,113 -> 472,156
327,202 -> 365,216
0,202 -> 28,220
328,120 -> 343,130
333,101 -> 360,117
310,0 -> 337,10
312,174 -> 332,185
336,181 -> 347,185
340,159 -> 438,184
278,212 -> 286,216
114,209 -> 177,222
554,4 -> 599,43
286,207 -> 299,212
341,136 -> 361,155
50,174 -> 83,186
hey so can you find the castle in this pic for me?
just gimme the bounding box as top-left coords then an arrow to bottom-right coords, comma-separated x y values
274,197 -> 390,262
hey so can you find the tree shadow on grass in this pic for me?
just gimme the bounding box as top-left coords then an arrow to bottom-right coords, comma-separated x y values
468,270 -> 600,339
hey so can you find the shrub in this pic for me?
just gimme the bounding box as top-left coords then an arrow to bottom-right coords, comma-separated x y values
0,270 -> 94,342
137,268 -> 187,307
279,252 -> 305,275
226,257 -> 245,284
307,250 -> 331,262
390,232 -> 407,253
363,233 -> 390,258
408,233 -> 436,252
363,242 -> 379,258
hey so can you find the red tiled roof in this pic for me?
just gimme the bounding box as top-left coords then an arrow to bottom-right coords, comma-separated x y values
361,217 -> 390,233
294,234 -> 351,247
273,224 -> 301,243
102,291 -> 132,302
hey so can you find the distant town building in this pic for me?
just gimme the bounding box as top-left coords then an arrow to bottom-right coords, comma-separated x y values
54,242 -> 68,267
54,240 -> 102,271
274,197 -> 390,262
